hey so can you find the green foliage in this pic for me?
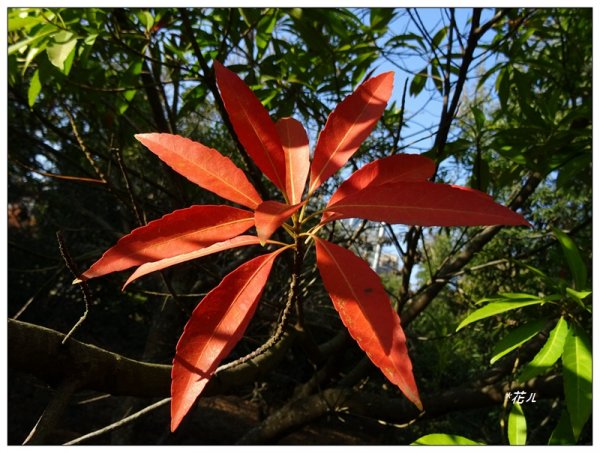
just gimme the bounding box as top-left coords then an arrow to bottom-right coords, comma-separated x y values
518,316 -> 568,382
562,324 -> 592,441
490,319 -> 546,365
507,403 -> 527,445
412,433 -> 483,445
455,297 -> 548,331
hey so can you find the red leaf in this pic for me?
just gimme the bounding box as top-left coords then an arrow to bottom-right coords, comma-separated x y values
323,154 -> 435,221
135,133 -> 262,209
171,250 -> 284,431
255,200 -> 303,244
276,117 -> 310,204
308,72 -> 394,194
80,205 -> 254,280
314,237 -> 422,410
214,61 -> 287,194
323,181 -> 530,226
123,235 -> 262,288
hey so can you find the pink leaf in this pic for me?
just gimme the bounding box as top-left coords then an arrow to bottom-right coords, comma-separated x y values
135,133 -> 262,209
214,61 -> 287,194
308,72 -> 394,194
315,237 -> 422,410
171,249 -> 284,431
123,235 -> 262,288
80,205 -> 255,280
276,117 -> 310,204
323,181 -> 530,226
255,200 -> 303,244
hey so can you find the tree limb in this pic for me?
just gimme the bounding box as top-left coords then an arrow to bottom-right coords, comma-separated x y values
237,373 -> 562,444
8,318 -> 296,399
402,172 -> 542,324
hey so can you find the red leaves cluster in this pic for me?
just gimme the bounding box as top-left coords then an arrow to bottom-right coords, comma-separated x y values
79,62 -> 529,431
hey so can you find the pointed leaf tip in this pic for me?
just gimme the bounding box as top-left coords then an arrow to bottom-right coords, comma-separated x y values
123,235 -> 262,289
170,249 -> 284,431
135,133 -> 262,209
315,237 -> 422,410
309,71 -> 394,194
324,181 -> 529,227
214,62 -> 287,195
81,205 -> 254,280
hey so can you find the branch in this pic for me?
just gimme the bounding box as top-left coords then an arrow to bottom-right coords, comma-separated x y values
237,373 -> 562,444
402,172 -> 542,324
178,8 -> 270,200
8,318 -> 296,399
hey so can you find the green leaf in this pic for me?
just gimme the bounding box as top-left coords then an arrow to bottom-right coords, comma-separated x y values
46,31 -> 77,72
456,299 -> 546,331
411,433 -> 483,445
508,403 -> 527,445
565,288 -> 592,309
471,106 -> 485,131
138,11 -> 154,31
8,9 -> 45,32
496,67 -> 510,111
27,68 -> 42,107
8,23 -> 56,55
497,292 -> 540,301
409,66 -> 428,96
548,409 -> 576,445
490,319 -> 546,364
369,8 -> 395,33
256,10 -> 278,54
431,26 -> 448,48
518,316 -> 568,382
562,324 -> 592,441
553,228 -> 587,290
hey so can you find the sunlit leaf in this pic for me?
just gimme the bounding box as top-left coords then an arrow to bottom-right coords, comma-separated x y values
309,72 -> 394,194
46,31 -> 77,72
562,324 -> 592,441
214,61 -> 287,194
456,299 -> 546,331
135,133 -> 262,209
325,153 -> 435,209
315,237 -> 422,410
411,434 -> 483,445
508,403 -> 527,445
123,235 -> 262,288
27,68 -> 41,107
490,319 -> 546,364
80,205 -> 254,280
549,409 -> 576,445
324,182 -> 529,227
518,316 -> 568,382
171,250 -> 284,431
276,117 -> 310,204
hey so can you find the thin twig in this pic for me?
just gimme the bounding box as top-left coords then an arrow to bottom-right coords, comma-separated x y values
217,270 -> 297,373
113,143 -> 146,226
56,231 -> 91,344
64,398 -> 171,445
62,104 -> 109,184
